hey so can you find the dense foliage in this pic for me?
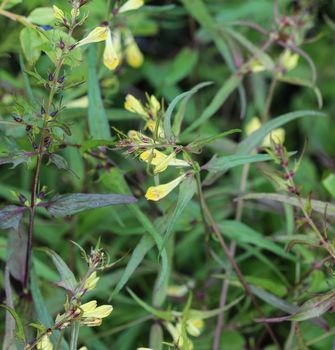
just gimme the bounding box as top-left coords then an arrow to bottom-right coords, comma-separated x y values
1,0 -> 335,349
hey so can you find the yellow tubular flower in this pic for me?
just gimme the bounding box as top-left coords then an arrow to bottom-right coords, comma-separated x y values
145,174 -> 186,201
53,5 -> 65,21
119,0 -> 144,13
245,117 -> 285,147
77,26 -> 109,47
83,271 -> 100,292
103,29 -> 120,70
37,334 -> 53,350
149,95 -> 160,118
80,300 -> 113,318
186,318 -> 204,337
124,94 -> 148,117
280,49 -> 299,71
124,30 -> 144,68
140,150 -> 189,174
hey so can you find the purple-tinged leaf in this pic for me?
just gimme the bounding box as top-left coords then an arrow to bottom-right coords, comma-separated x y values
7,223 -> 27,284
0,152 -> 34,168
44,193 -> 137,217
0,205 -> 26,230
40,248 -> 77,292
258,290 -> 335,323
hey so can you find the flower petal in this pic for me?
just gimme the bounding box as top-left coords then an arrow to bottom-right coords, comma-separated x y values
119,0 -> 144,13
145,174 -> 185,201
77,26 -> 109,47
103,29 -> 120,70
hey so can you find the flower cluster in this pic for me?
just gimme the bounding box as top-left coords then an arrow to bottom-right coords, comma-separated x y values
35,246 -> 113,350
116,94 -> 192,201
71,0 -> 144,70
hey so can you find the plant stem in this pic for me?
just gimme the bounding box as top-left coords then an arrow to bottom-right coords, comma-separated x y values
212,163 -> 250,350
195,174 -> 281,350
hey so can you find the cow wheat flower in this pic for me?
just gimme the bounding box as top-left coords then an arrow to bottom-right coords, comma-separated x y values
119,0 -> 144,13
145,174 -> 186,201
37,334 -> 53,350
76,26 -> 109,47
79,300 -> 113,327
245,117 -> 285,147
103,28 -> 120,70
140,149 -> 189,174
53,5 -> 65,21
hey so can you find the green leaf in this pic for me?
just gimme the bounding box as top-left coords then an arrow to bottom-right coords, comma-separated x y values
164,81 -> 213,140
31,266 -> 69,349
162,176 -> 197,248
20,28 -> 45,64
0,304 -> 25,344
237,110 -> 326,155
0,152 -> 32,168
205,153 -> 274,172
127,288 -> 173,321
112,235 -> 154,298
88,46 -> 111,139
184,74 -> 243,134
27,7 -> 54,25
164,48 -> 199,86
3,266 -> 18,350
242,192 -> 335,218
323,174 -> 335,198
45,193 -> 137,217
40,248 -> 77,291
218,220 -> 296,260
0,205 -> 26,230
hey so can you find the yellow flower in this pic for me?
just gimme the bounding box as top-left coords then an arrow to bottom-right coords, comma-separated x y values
78,300 -> 113,327
77,26 -> 109,47
124,94 -> 148,117
53,5 -> 65,21
145,174 -> 186,201
83,271 -> 100,292
119,0 -> 144,13
140,149 -> 189,174
71,7 -> 80,17
124,30 -> 144,68
103,28 -> 120,70
245,117 -> 285,147
37,334 -> 53,350
248,58 -> 266,73
279,49 -> 299,71
149,95 -> 160,118
167,284 -> 188,298
186,318 -> 204,337
165,322 -> 193,350
78,347 -> 88,350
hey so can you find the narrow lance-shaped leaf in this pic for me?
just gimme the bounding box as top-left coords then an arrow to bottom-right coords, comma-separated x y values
237,110 -> 326,155
161,176 -> 197,249
184,74 -> 242,134
205,153 -> 275,172
164,81 -> 213,140
40,248 -> 77,292
44,193 -> 137,217
88,45 -> 111,139
111,235 -> 154,298
242,192 -> 335,218
0,205 -> 26,230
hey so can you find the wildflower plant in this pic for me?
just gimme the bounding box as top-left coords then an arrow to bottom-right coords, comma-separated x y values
1,0 -> 335,349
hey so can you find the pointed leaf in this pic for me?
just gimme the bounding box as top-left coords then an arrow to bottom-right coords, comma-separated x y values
45,193 -> 137,217
0,205 -> 26,230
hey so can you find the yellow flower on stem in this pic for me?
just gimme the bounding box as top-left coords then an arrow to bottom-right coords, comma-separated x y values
186,318 -> 204,337
245,117 -> 285,147
140,149 -> 189,174
165,322 -> 193,350
76,26 -> 109,47
124,94 -> 148,117
53,5 -> 65,21
79,300 -> 113,327
145,174 -> 186,201
279,49 -> 299,71
119,0 -> 144,14
103,28 -> 120,70
37,334 -> 53,350
83,271 -> 100,292
124,30 -> 144,68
